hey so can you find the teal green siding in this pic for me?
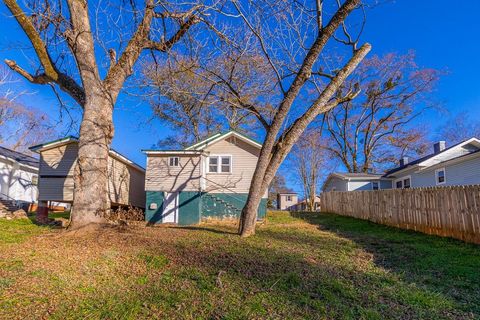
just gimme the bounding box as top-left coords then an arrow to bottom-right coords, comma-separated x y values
178,191 -> 202,225
202,193 -> 266,220
145,191 -> 267,225
145,191 -> 164,224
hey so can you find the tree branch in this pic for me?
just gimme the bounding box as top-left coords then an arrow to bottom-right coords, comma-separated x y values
4,0 -> 86,106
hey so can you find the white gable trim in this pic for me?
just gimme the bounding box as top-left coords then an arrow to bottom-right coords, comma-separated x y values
186,131 -> 262,150
421,138 -> 480,168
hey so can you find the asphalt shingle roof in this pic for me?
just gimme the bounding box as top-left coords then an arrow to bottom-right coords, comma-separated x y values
0,146 -> 39,168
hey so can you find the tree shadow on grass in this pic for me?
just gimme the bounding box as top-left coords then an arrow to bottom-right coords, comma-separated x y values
169,225 -> 238,235
29,216 -> 477,319
133,225 -> 471,319
291,211 -> 480,316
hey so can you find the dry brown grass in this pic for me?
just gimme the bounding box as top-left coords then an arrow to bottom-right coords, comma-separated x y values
0,212 -> 479,319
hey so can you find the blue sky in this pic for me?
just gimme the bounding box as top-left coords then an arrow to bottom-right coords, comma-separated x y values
1,0 -> 479,192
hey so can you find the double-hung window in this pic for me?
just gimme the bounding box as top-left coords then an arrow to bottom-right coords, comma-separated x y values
286,195 -> 292,201
372,181 -> 379,190
208,155 -> 232,173
169,157 -> 179,167
436,168 -> 446,185
395,177 -> 411,189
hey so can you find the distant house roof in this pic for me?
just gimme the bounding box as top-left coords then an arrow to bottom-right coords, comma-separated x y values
384,137 -> 480,177
329,172 -> 385,180
30,136 -> 145,172
0,146 -> 39,169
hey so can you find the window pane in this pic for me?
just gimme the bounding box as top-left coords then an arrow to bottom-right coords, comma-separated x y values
221,165 -> 230,173
209,165 -> 218,172
221,157 -> 230,165
396,181 -> 402,189
209,157 -> 218,164
169,157 -> 179,166
437,170 -> 445,183
372,182 -> 379,190
404,178 -> 411,188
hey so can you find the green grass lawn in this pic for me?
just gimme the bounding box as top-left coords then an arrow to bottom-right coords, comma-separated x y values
0,211 -> 478,319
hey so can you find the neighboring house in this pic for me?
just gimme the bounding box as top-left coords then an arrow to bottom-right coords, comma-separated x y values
289,195 -> 321,211
143,131 -> 267,225
323,173 -> 391,192
30,137 -> 146,214
384,138 -> 480,188
276,192 -> 298,210
323,138 -> 480,191
0,146 -> 39,212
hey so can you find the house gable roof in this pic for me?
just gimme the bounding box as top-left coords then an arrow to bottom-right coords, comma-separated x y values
0,146 -> 39,169
384,137 -> 480,177
30,137 -> 145,172
185,131 -> 262,151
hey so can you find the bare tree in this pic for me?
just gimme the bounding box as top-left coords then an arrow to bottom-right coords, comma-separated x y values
290,130 -> 327,211
0,67 -> 54,154
437,112 -> 480,145
141,48 -> 271,146
3,0 -> 204,227
200,0 -> 372,236
323,52 -> 439,173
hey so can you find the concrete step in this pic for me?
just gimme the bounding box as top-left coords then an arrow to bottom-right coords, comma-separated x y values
0,199 -> 19,212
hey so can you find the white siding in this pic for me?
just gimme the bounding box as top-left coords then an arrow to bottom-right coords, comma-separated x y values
347,181 -> 373,191
145,155 -> 202,192
204,136 -> 263,196
0,158 -> 38,202
323,177 -> 348,192
277,194 -> 298,210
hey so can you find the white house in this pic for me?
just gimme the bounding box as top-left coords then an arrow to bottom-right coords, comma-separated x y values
323,138 -> 480,191
0,146 -> 39,211
276,192 -> 298,210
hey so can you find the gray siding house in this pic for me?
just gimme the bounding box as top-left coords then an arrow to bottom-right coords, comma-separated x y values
384,138 -> 480,188
323,138 -> 480,192
323,173 -> 391,192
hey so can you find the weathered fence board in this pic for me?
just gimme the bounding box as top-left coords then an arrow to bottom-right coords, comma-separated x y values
319,185 -> 480,244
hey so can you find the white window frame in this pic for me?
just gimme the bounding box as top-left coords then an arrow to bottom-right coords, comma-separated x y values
169,156 -> 179,167
371,181 -> 380,190
207,155 -> 232,173
394,175 -> 411,189
435,167 -> 446,185
403,176 -> 411,189
395,179 -> 403,189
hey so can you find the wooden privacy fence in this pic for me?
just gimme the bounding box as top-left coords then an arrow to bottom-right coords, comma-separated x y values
319,185 -> 480,244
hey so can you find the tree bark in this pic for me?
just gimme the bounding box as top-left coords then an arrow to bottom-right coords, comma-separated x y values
239,43 -> 371,237
70,93 -> 114,227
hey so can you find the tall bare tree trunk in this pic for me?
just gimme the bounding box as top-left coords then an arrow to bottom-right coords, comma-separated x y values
70,93 -> 114,227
